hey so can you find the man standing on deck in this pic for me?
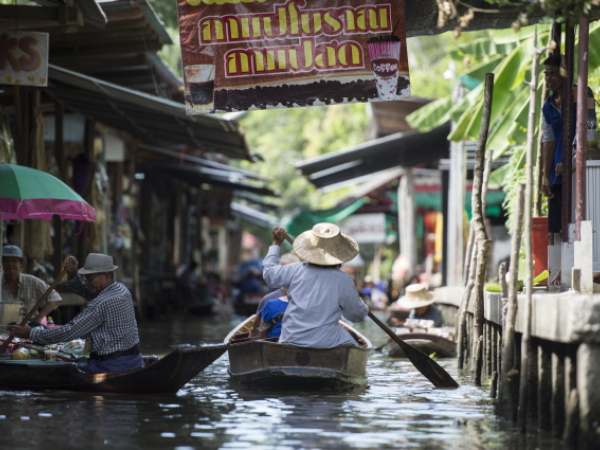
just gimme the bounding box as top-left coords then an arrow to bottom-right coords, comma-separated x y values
263,224 -> 368,348
10,253 -> 143,374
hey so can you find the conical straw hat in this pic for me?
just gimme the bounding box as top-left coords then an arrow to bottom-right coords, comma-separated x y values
293,223 -> 359,266
396,283 -> 436,309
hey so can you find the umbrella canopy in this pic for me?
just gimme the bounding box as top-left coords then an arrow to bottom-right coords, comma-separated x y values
0,162 -> 96,222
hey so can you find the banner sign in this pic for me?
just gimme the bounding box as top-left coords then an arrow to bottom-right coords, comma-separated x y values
0,32 -> 48,87
338,213 -> 387,244
177,0 -> 410,114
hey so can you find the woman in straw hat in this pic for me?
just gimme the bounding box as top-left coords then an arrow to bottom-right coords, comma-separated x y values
389,283 -> 443,328
262,224 -> 368,349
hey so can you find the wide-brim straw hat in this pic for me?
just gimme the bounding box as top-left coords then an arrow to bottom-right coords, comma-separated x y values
293,223 -> 359,266
396,283 -> 436,309
78,253 -> 118,275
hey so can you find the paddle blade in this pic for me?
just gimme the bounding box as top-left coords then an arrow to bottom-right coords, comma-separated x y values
368,312 -> 459,388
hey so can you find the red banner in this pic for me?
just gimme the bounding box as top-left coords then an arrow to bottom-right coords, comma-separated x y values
177,0 -> 410,114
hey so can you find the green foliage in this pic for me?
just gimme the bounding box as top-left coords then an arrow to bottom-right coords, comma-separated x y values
482,0 -> 600,27
236,104 -> 370,215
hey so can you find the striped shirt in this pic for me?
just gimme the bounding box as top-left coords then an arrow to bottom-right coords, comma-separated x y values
263,245 -> 368,348
1,273 -> 62,311
31,274 -> 139,355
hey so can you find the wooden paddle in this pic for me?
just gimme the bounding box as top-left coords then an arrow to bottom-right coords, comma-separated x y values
0,268 -> 67,354
282,232 -> 459,388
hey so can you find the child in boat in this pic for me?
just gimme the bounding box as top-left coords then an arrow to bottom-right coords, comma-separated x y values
389,283 -> 443,328
259,287 -> 289,338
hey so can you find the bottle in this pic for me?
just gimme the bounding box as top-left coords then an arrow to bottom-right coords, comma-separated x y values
47,316 -> 54,325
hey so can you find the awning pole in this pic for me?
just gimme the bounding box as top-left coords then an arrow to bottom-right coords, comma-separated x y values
575,17 -> 590,240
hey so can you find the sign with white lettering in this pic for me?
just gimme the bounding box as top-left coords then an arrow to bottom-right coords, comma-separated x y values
177,0 -> 410,113
338,213 -> 386,244
0,32 -> 48,87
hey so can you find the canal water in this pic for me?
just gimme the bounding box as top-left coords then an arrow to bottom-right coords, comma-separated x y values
0,313 -> 561,450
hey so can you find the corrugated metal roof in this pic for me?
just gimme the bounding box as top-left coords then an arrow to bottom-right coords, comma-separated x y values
296,123 -> 451,188
45,65 -> 251,160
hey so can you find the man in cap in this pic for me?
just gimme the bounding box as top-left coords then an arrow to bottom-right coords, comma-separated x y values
263,224 -> 368,349
1,245 -> 62,324
10,253 -> 143,374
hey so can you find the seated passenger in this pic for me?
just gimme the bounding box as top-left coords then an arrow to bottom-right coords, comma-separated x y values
389,283 -> 443,328
1,245 -> 62,325
249,252 -> 300,338
263,224 -> 368,349
259,286 -> 289,339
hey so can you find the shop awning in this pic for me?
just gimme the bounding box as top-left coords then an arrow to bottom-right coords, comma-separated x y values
44,65 -> 251,160
231,203 -> 278,229
136,144 -> 268,181
146,162 -> 278,197
295,123 -> 450,189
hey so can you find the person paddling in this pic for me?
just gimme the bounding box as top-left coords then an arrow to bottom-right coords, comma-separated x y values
263,224 -> 368,348
10,253 -> 143,374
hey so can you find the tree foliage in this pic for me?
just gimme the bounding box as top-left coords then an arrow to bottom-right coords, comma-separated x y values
236,104 -> 370,215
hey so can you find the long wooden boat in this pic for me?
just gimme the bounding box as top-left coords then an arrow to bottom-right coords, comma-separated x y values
225,315 -> 372,389
382,327 -> 456,358
0,343 -> 228,394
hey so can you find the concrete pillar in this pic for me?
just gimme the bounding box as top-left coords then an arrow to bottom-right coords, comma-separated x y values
573,221 -> 594,293
548,233 -> 562,290
577,343 -> 600,449
560,224 -> 575,290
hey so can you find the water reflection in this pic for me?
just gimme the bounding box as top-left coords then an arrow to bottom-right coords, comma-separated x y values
0,314 -> 562,450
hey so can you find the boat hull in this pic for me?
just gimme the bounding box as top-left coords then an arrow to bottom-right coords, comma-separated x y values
383,332 -> 456,358
225,316 -> 371,389
0,344 -> 228,393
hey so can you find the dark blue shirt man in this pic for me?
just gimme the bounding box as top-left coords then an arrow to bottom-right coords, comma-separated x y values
541,53 -> 595,234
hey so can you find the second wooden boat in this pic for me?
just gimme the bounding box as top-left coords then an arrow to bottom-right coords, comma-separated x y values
224,315 -> 372,389
382,327 -> 456,358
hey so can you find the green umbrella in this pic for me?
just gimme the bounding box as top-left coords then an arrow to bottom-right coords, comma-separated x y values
0,162 -> 96,303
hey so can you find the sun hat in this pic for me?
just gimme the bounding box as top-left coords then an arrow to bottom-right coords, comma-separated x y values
78,253 -> 118,275
2,245 -> 24,259
293,223 -> 359,266
396,283 -> 436,309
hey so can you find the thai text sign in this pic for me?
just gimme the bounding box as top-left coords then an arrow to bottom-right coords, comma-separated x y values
339,213 -> 387,244
177,0 -> 410,114
0,32 -> 48,87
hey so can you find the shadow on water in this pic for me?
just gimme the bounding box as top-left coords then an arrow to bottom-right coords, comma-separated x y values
0,314 -> 563,450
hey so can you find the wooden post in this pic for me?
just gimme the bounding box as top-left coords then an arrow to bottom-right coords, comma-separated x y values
518,30 -> 541,430
52,101 -> 65,278
538,342 -> 553,431
551,350 -> 566,438
470,73 -> 494,385
498,183 -> 525,420
457,250 -> 476,369
561,25 -> 575,241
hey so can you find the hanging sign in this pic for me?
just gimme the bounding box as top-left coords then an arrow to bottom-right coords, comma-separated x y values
177,0 -> 410,114
0,31 -> 49,87
339,213 -> 387,244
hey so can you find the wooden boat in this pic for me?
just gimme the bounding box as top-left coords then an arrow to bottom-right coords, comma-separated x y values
382,327 -> 456,358
224,315 -> 372,389
0,343 -> 228,394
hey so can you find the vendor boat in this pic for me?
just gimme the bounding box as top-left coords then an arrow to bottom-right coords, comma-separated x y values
225,315 -> 371,389
0,343 -> 228,394
381,327 -> 456,358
